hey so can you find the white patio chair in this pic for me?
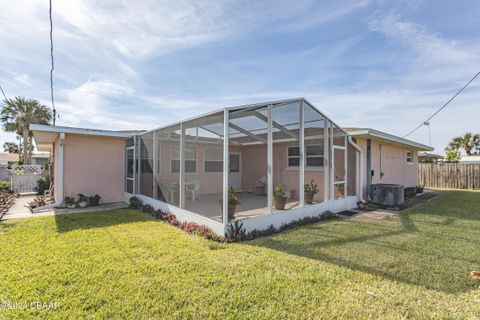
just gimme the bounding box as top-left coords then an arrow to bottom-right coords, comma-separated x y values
186,181 -> 201,201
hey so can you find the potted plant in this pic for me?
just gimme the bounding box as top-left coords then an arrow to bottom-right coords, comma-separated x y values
304,179 -> 319,204
219,188 -> 241,219
273,186 -> 287,210
88,194 -> 101,206
64,196 -> 76,209
78,194 -> 88,208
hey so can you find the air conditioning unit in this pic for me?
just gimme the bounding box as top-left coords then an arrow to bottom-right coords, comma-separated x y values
371,184 -> 404,206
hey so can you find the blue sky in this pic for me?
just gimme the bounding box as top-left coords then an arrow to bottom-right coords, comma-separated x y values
1,0 -> 479,153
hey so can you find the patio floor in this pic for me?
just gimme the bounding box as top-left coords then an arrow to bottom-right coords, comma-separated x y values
184,192 -> 303,222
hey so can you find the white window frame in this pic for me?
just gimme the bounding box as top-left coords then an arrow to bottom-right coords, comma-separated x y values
287,144 -> 324,169
171,144 -> 197,174
125,145 -> 135,194
204,145 -> 223,173
406,150 -> 414,165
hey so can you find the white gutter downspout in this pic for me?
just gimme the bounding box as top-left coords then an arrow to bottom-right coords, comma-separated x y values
348,135 -> 366,203
33,132 -> 65,212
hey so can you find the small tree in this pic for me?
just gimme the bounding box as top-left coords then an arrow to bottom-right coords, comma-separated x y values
444,146 -> 460,162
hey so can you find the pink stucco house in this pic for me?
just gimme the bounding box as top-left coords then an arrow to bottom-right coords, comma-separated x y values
31,98 -> 432,235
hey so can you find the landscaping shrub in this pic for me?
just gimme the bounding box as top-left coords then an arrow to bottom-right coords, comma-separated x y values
0,192 -> 15,218
0,181 -> 11,193
142,208 -> 223,241
28,196 -> 47,211
139,205 -> 337,243
153,209 -> 163,220
225,220 -> 246,242
179,221 -> 223,242
416,185 -> 424,194
34,177 -> 50,195
88,194 -> 101,206
141,204 -> 155,215
404,187 -> 417,199
129,196 -> 143,209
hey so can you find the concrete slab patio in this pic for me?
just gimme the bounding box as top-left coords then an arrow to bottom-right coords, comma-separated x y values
1,195 -> 129,221
350,189 -> 442,221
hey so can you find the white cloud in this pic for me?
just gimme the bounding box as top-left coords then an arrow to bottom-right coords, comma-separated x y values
368,15 -> 476,64
285,0 -> 371,30
54,0 -> 233,60
13,74 -> 31,87
0,0 -> 478,156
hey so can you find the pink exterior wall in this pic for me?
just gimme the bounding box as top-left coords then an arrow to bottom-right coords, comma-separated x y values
136,136 -> 418,203
63,134 -> 126,203
240,143 -> 326,202
144,140 -> 328,202
240,145 -> 267,193
355,137 -> 419,199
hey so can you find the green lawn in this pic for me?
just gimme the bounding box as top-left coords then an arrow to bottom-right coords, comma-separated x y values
0,191 -> 479,319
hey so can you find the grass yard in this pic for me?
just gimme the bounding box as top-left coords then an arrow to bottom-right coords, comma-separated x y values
0,191 -> 479,319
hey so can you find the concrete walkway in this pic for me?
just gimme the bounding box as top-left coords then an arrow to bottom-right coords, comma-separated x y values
1,195 -> 128,221
351,190 -> 442,221
352,209 -> 399,221
2,195 -> 36,220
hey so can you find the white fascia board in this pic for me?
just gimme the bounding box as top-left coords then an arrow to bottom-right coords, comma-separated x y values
348,129 -> 433,151
30,124 -> 132,138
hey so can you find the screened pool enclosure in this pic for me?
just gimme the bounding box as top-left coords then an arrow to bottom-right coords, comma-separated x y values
125,98 -> 359,234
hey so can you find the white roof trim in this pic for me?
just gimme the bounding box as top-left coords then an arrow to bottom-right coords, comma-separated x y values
348,128 -> 434,151
30,124 -> 132,138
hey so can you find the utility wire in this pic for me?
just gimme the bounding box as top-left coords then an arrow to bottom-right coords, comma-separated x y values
49,0 -> 56,125
403,71 -> 480,138
0,85 -> 7,100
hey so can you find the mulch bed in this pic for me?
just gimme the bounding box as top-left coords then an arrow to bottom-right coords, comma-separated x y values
337,210 -> 360,217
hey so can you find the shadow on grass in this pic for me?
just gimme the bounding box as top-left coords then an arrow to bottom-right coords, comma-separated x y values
249,209 -> 479,293
54,209 -> 152,233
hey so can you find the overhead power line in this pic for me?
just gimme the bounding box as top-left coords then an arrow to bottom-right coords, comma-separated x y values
49,0 -> 56,125
403,71 -> 480,138
0,85 -> 7,100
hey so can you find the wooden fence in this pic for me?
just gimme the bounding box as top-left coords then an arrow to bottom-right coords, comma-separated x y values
418,163 -> 480,190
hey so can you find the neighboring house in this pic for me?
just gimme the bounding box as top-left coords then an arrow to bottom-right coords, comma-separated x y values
31,151 -> 50,166
459,155 -> 480,163
31,98 -> 433,236
418,152 -> 444,163
0,152 -> 19,166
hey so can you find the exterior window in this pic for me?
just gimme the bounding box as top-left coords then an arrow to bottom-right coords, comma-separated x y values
287,145 -> 323,168
204,145 -> 223,173
229,154 -> 240,173
171,145 -> 196,173
406,151 -> 414,164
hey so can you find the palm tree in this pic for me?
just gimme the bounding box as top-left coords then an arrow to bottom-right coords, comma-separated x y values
3,142 -> 20,154
1,97 -> 52,164
447,132 -> 480,156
